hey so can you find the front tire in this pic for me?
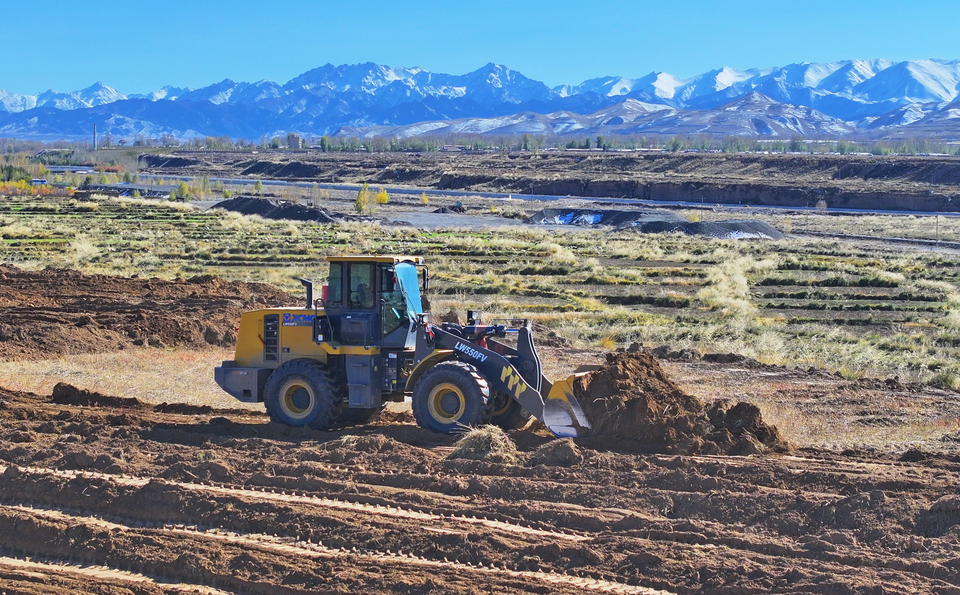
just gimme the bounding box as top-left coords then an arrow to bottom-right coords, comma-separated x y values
264,359 -> 344,430
412,361 -> 491,434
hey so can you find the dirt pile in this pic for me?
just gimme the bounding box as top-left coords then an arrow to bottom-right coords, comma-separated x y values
575,351 -> 789,455
630,219 -> 785,239
213,196 -> 338,222
50,382 -> 143,408
0,265 -> 296,359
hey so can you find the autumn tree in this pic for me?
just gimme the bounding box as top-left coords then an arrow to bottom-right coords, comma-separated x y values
355,182 -> 372,214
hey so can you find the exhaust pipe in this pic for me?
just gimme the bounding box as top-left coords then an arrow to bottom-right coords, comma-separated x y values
300,278 -> 314,309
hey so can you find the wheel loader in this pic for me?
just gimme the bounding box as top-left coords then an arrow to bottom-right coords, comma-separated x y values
214,255 -> 592,437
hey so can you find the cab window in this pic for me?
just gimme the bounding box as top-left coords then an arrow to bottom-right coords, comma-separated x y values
348,262 -> 375,309
381,265 -> 408,335
326,262 -> 343,306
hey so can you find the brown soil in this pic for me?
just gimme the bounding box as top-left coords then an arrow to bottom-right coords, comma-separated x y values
144,150 -> 960,212
1,379 -> 959,594
2,268 -> 960,594
0,264 -> 295,360
575,352 -> 790,455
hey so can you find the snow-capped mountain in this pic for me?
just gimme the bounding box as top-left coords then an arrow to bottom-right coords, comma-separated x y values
3,59 -> 960,140
338,92 -> 852,140
0,82 -> 126,113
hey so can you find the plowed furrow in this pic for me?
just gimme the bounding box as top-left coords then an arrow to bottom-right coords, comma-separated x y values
0,555 -> 235,594
3,462 -> 957,594
3,504 -> 668,595
0,464 -> 585,542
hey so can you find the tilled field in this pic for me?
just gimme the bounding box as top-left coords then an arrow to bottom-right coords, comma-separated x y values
1,379 -> 960,594
2,267 -> 960,593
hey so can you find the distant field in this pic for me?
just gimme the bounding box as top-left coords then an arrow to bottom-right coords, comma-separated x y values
4,193 -> 960,383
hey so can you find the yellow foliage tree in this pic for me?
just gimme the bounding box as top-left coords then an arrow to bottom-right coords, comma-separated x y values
375,186 -> 389,205
355,182 -> 372,214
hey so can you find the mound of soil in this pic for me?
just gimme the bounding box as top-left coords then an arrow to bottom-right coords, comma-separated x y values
574,351 -> 789,455
528,438 -> 583,466
213,196 -> 338,222
0,264 -> 295,359
239,160 -> 324,179
50,382 -> 143,408
433,206 -> 466,214
140,155 -> 200,169
631,219 -> 785,239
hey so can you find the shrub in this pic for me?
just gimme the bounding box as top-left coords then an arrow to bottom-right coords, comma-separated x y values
447,426 -> 518,463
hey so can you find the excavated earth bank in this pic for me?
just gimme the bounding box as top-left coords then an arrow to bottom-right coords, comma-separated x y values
0,264 -> 295,359
143,151 -> 960,212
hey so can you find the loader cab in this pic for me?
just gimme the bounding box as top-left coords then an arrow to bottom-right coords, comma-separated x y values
320,256 -> 425,349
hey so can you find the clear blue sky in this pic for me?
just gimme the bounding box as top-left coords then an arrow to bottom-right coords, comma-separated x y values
7,0 -> 960,95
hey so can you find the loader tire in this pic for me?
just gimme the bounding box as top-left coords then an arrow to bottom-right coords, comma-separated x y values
491,391 -> 531,430
412,361 -> 491,434
264,359 -> 344,431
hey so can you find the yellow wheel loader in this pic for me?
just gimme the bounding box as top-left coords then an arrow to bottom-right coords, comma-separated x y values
215,256 -> 592,437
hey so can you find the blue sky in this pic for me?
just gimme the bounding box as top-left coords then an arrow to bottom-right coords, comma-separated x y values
8,0 -> 960,94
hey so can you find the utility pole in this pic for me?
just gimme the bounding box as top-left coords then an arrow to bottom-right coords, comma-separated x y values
93,124 -> 98,151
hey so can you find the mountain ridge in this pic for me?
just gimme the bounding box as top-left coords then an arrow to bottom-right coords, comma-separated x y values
3,59 -> 960,140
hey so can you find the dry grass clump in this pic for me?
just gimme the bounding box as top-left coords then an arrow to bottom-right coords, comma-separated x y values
110,196 -> 196,212
698,254 -> 777,318
446,426 -> 519,464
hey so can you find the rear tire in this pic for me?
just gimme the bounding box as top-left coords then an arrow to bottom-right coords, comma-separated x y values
412,361 -> 491,434
264,359 -> 344,431
491,391 -> 531,430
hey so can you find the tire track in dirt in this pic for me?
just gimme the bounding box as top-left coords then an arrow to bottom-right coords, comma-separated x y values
0,555 -> 235,594
4,381 -> 960,593
5,460 -> 959,594
0,464 -> 587,543
2,503 -> 668,595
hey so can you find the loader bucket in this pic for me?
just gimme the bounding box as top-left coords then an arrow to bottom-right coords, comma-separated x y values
542,374 -> 593,437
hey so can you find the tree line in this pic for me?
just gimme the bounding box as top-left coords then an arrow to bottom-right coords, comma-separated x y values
5,132 -> 960,158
